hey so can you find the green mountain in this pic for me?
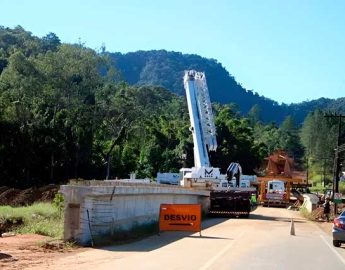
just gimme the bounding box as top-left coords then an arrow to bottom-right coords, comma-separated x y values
109,50 -> 345,124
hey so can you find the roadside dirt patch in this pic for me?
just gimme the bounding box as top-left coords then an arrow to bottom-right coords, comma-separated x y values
0,234 -> 78,270
0,185 -> 59,206
315,220 -> 333,235
311,205 -> 345,234
0,185 -> 69,269
0,188 -> 21,206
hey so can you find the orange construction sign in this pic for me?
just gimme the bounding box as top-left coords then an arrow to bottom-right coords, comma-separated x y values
159,204 -> 201,233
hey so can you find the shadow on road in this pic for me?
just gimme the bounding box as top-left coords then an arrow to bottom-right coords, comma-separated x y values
202,217 -> 229,229
99,217 -> 231,252
188,235 -> 232,240
96,210 -> 306,252
249,214 -> 306,223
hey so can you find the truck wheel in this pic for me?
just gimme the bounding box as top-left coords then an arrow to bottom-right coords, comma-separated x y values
333,240 -> 341,247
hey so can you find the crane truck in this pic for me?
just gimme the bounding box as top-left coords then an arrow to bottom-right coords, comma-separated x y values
181,70 -> 257,217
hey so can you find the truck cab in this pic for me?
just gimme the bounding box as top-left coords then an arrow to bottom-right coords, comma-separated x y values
259,179 -> 290,207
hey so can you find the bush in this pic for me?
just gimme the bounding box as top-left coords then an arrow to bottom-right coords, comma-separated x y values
52,193 -> 64,215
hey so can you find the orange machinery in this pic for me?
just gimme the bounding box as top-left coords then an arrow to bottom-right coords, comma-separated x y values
258,150 -> 306,207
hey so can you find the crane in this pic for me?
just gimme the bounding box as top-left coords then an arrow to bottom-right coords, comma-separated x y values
181,70 -> 224,186
181,70 -> 256,216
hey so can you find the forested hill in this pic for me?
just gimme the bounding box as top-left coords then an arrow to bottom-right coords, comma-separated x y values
109,50 -> 345,124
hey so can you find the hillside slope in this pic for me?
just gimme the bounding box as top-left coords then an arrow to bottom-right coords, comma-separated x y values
109,50 -> 345,124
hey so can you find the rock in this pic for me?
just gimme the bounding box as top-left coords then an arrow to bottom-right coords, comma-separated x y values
1,232 -> 16,237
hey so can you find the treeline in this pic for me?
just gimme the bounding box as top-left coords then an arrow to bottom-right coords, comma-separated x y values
0,26 -> 343,189
0,26 -> 267,187
300,110 -> 345,186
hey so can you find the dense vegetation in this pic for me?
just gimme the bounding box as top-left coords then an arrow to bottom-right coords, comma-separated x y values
0,26 -> 265,187
300,110 -> 345,188
110,50 -> 345,124
0,26 -> 344,189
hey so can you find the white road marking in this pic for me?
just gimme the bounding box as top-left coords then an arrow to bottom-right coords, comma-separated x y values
320,234 -> 345,266
198,231 -> 244,270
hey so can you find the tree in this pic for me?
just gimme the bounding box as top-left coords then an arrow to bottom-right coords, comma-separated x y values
300,110 -> 337,181
279,116 -> 303,159
213,105 -> 264,174
248,104 -> 261,126
253,123 -> 280,155
42,32 -> 60,51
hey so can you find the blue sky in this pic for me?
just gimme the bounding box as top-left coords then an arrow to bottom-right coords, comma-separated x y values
1,0 -> 345,104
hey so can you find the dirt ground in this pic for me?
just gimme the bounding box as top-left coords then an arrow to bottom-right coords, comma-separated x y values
316,219 -> 333,234
0,185 -> 75,270
0,234 -> 80,270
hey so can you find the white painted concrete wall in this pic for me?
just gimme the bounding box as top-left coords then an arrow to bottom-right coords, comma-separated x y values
60,182 -> 209,245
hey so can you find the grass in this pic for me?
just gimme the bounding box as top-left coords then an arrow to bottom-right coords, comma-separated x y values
0,202 -> 63,238
299,206 -> 314,220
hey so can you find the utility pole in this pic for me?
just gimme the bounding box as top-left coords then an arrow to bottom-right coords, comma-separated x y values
322,158 -> 327,187
306,156 -> 309,185
324,113 -> 344,215
306,137 -> 311,185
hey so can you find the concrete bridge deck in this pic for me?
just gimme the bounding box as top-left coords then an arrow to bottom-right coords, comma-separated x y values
61,180 -> 210,245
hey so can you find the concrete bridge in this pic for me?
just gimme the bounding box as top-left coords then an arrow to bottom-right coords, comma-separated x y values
60,180 -> 210,245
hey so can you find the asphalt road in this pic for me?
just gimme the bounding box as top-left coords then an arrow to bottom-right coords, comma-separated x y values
28,206 -> 345,270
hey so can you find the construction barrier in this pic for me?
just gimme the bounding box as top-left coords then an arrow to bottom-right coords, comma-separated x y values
159,204 -> 201,234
